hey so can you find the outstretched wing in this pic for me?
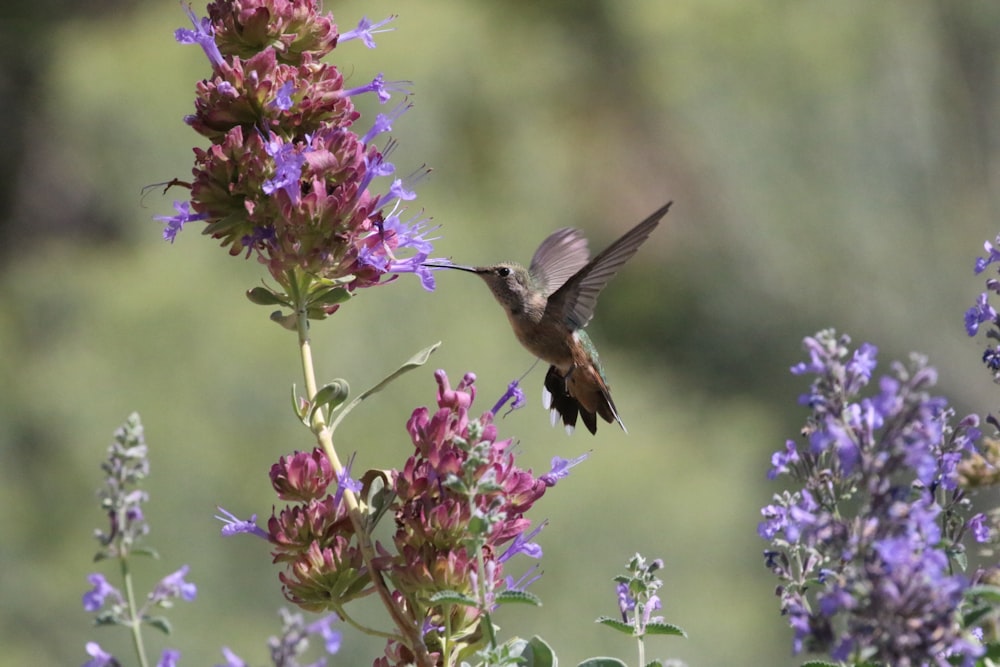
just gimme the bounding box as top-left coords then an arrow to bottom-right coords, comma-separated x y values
549,201 -> 671,330
529,227 -> 590,296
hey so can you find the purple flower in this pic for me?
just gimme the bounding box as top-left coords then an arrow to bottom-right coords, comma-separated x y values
150,565 -> 197,604
175,3 -> 224,69
270,80 -> 296,111
216,647 -> 246,667
154,200 -> 209,243
333,454 -> 363,507
616,581 -> 634,620
157,649 -> 181,667
491,379 -> 526,417
307,614 -> 342,655
504,564 -> 542,593
262,134 -> 308,205
361,101 -> 412,145
757,503 -> 788,541
82,573 -> 119,612
216,507 -> 269,539
340,73 -> 411,104
767,439 -> 800,479
965,292 -> 997,336
499,522 -> 545,562
975,235 -> 1000,274
970,513 -> 990,543
539,453 -> 588,487
338,15 -> 397,49
357,212 -> 442,291
83,642 -> 118,667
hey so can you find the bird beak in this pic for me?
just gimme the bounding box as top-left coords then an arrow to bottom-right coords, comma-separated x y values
421,261 -> 480,274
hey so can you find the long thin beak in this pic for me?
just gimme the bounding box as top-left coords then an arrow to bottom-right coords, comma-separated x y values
421,261 -> 480,274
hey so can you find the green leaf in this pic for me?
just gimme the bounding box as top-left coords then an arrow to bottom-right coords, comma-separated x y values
145,615 -> 173,635
269,310 -> 298,330
524,636 -> 557,667
291,384 -> 308,422
595,616 -> 634,636
644,660 -> 664,667
965,584 -> 1000,602
799,661 -> 840,667
360,469 -> 397,529
949,548 -> 968,572
310,379 -> 350,421
643,621 -> 687,638
428,590 -> 478,607
495,589 -> 542,607
577,659 -> 627,667
246,286 -> 289,306
131,546 -> 160,559
328,342 -> 441,433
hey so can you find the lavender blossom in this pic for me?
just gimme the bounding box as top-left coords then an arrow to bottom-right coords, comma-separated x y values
83,414 -> 194,667
760,330 -> 983,665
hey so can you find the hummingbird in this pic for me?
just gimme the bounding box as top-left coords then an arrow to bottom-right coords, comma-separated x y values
426,201 -> 671,434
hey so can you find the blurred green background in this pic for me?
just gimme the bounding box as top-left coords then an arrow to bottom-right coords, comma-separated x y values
3,1 -> 1000,665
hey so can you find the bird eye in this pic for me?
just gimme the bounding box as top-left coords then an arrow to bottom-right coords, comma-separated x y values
497,267 -> 510,277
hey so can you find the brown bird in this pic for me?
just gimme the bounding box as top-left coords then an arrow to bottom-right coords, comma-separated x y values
426,202 -> 670,434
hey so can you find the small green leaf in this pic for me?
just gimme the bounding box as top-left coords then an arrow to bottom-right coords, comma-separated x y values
495,589 -> 542,607
328,342 -> 441,433
577,658 -> 627,667
428,590 -> 478,607
360,469 -> 397,529
131,546 -> 160,559
291,384 -> 308,422
643,621 -> 687,638
246,286 -> 289,306
595,616 -> 633,636
644,660 -> 664,667
269,310 -> 298,330
310,380 -> 350,421
145,615 -> 173,635
311,286 -> 352,307
949,549 -> 968,572
799,661 -> 840,667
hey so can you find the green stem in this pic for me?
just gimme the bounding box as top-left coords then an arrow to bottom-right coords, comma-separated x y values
293,296 -> 432,667
120,557 -> 150,667
636,635 -> 645,667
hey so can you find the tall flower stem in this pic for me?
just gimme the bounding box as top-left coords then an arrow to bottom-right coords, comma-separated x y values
120,558 -> 150,667
293,294 -> 432,667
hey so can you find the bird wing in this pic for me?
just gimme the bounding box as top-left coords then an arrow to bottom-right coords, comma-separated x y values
529,227 -> 591,296
549,202 -> 671,330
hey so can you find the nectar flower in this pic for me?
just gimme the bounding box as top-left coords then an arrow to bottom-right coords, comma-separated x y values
162,0 -> 441,307
761,330 -> 983,665
175,4 -> 224,69
217,507 -> 269,539
339,15 -> 397,49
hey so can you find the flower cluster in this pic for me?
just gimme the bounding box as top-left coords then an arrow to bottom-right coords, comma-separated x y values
221,370 -> 583,666
83,413 -> 197,667
388,372 -> 547,650
217,608 -> 341,667
263,447 -> 370,611
158,0 -> 438,307
966,235 -> 1000,378
615,554 -> 666,635
759,330 -> 984,666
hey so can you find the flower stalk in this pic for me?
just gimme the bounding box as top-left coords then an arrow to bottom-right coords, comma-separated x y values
293,301 -> 431,665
